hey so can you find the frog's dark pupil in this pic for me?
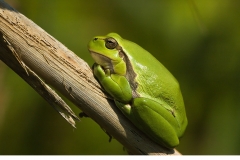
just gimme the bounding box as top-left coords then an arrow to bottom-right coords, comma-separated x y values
105,38 -> 118,49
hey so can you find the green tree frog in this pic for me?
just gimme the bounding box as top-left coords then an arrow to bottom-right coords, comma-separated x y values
88,33 -> 187,148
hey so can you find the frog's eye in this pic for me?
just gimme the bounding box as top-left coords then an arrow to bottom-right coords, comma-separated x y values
105,37 -> 118,49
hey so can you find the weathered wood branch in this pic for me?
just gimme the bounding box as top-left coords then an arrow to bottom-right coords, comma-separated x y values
0,0 -> 180,155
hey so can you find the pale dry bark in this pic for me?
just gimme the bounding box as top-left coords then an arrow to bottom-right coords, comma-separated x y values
0,0 -> 181,155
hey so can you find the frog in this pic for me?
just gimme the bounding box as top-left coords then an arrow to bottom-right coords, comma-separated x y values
88,33 -> 187,148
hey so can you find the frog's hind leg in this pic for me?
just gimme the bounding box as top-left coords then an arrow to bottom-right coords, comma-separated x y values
115,98 -> 179,148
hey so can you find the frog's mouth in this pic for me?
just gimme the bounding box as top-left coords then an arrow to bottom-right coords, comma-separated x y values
90,51 -> 114,73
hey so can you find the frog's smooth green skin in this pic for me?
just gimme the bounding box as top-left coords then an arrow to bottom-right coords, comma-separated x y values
88,33 -> 188,148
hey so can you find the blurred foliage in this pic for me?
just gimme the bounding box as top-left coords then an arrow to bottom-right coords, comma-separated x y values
0,0 -> 240,155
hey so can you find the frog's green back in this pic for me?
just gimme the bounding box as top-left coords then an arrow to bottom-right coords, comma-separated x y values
118,37 -> 187,137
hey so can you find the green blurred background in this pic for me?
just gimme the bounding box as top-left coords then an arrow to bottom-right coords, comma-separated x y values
0,0 -> 239,155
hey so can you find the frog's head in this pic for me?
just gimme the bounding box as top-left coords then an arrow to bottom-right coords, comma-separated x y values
88,33 -> 126,75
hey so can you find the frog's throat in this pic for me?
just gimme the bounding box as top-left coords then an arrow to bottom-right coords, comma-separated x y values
90,51 -> 115,73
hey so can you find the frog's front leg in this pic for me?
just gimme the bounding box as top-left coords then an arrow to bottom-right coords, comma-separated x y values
93,63 -> 132,103
115,98 -> 180,148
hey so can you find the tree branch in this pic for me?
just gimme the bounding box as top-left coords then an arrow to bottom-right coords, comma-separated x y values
0,0 -> 180,155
